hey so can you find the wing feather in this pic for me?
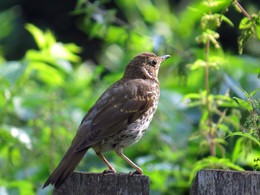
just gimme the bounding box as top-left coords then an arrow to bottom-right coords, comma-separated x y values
73,79 -> 158,152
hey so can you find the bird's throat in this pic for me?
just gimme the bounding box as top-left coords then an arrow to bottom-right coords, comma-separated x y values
141,66 -> 159,83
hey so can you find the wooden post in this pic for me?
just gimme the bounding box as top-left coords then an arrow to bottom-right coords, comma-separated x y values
190,169 -> 260,195
53,172 -> 150,195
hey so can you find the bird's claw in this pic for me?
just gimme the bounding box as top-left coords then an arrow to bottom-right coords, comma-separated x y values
103,169 -> 116,174
129,170 -> 143,175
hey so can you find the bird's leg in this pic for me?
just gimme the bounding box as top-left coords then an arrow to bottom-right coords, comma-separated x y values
96,152 -> 116,173
115,148 -> 143,175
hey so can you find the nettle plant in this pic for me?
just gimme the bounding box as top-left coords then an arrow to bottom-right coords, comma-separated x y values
185,0 -> 260,177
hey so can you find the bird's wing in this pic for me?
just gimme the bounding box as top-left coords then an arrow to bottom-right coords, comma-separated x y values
72,79 -> 157,152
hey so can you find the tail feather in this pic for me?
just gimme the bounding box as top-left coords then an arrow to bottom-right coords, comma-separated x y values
43,147 -> 88,189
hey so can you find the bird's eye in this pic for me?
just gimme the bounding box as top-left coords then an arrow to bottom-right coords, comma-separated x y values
151,59 -> 157,67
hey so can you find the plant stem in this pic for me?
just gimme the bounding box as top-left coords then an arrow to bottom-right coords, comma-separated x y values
205,39 -> 215,156
233,0 -> 251,19
205,41 -> 210,96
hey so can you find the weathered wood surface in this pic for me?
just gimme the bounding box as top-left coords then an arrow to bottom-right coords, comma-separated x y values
190,169 -> 260,195
53,172 -> 150,195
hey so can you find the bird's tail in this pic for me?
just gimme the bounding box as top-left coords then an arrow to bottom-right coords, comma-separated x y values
43,147 -> 88,189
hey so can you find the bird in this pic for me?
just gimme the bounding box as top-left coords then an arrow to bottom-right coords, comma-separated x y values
43,52 -> 170,189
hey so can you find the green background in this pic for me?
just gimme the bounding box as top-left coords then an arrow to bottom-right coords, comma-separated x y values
0,0 -> 259,194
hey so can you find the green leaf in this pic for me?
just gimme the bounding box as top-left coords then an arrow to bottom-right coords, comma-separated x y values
215,95 -> 238,107
45,29 -> 57,47
249,88 -> 260,97
25,24 -> 46,49
217,124 -> 232,135
28,62 -> 65,86
189,156 -> 244,184
237,88 -> 250,99
50,43 -> 81,63
202,0 -> 232,10
89,23 -> 105,39
105,26 -> 128,44
239,17 -> 252,30
221,15 -> 234,27
233,97 -> 253,111
190,59 -> 207,70
184,93 -> 201,99
237,15 -> 260,54
229,132 -> 260,146
256,24 -> 260,39
0,7 -> 17,39
232,137 -> 244,162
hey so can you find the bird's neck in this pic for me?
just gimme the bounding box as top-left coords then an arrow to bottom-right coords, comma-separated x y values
123,67 -> 159,83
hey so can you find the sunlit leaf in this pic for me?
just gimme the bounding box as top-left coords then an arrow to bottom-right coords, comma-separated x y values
233,97 -> 253,111
190,59 -> 206,70
184,93 -> 201,99
203,0 -> 232,9
45,29 -> 56,47
239,17 -> 252,30
25,24 -> 46,49
28,62 -> 65,86
51,43 -> 81,63
105,26 -> 128,44
256,24 -> 260,39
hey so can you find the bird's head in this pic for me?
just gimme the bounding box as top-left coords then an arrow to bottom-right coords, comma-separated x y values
123,52 -> 170,82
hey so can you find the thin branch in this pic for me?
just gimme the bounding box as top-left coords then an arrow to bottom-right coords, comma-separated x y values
205,40 -> 210,96
233,0 -> 251,19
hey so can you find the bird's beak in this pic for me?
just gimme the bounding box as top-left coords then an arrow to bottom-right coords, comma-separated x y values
160,55 -> 171,61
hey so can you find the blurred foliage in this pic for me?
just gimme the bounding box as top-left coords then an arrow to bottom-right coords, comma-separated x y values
0,0 -> 260,194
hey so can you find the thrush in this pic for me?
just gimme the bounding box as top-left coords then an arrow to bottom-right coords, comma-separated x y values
43,52 -> 170,189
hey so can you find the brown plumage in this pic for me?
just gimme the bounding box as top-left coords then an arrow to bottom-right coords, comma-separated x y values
43,52 -> 170,189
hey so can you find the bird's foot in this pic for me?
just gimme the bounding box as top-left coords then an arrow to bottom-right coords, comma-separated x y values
103,169 -> 116,174
129,170 -> 143,175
